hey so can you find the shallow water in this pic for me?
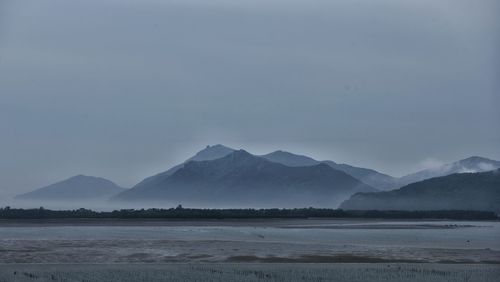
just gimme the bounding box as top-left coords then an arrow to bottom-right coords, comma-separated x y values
0,219 -> 499,263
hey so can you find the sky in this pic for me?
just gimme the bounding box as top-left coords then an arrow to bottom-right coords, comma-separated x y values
0,0 -> 499,197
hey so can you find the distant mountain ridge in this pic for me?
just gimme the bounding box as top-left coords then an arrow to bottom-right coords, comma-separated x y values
113,150 -> 376,207
340,169 -> 500,213
397,156 -> 500,187
131,145 -> 500,195
13,144 -> 500,210
130,145 -> 397,192
260,151 -> 397,191
259,151 -> 500,190
16,175 -> 125,200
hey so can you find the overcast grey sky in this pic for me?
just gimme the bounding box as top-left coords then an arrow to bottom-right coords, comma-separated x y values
0,0 -> 499,197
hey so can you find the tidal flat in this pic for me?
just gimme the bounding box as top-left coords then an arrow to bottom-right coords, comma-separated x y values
0,219 -> 499,281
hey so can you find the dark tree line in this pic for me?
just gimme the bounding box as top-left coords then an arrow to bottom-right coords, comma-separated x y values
0,206 -> 497,220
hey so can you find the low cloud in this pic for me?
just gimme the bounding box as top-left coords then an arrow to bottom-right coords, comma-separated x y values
416,158 -> 446,171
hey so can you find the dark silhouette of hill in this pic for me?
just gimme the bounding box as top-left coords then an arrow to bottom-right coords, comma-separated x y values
340,169 -> 500,213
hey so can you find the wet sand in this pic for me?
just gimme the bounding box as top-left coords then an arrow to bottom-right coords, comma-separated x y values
0,219 -> 499,264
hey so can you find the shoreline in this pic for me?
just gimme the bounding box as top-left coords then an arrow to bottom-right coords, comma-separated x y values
1,217 -> 498,227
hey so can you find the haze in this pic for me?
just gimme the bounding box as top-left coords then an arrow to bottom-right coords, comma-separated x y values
0,0 -> 499,198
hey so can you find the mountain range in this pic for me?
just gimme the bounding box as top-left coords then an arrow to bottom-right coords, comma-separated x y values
13,144 -> 500,212
113,150 -> 376,207
340,169 -> 500,213
138,144 -> 398,191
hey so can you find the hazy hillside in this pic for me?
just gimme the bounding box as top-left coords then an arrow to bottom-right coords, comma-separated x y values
262,152 -> 500,191
15,145 -> 499,209
262,151 -> 397,191
340,169 -> 500,213
397,156 -> 500,187
15,175 -> 125,200
114,150 -> 376,207
134,144 -> 236,189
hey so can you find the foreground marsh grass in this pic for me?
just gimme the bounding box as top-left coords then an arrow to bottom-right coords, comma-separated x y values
0,264 -> 499,282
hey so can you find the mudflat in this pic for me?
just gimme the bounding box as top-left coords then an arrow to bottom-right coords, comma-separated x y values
0,219 -> 499,264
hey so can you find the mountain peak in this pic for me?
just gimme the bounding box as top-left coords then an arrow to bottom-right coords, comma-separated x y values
66,175 -> 111,184
189,144 -> 235,162
453,156 -> 500,173
458,156 -> 496,165
70,174 -> 92,180
207,144 -> 231,150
